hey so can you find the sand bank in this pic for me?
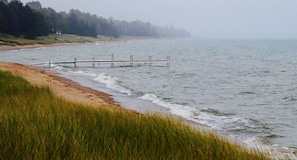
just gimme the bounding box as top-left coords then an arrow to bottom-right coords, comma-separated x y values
0,43 -> 90,51
0,62 -> 119,108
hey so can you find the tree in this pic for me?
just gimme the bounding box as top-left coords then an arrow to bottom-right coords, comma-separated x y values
0,2 -> 8,33
67,11 -> 79,34
2,1 -> 19,36
26,1 -> 42,10
7,1 -> 46,39
33,11 -> 46,36
0,0 -> 190,39
19,5 -> 37,38
89,22 -> 97,37
0,0 -> 8,4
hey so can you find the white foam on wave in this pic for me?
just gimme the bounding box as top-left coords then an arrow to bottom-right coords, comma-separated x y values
47,63 -> 66,70
140,93 -> 194,118
192,111 -> 252,131
140,93 -> 254,133
74,70 -> 97,77
244,137 -> 297,160
52,66 -> 132,95
93,73 -> 132,95
68,69 -> 132,95
139,94 -> 251,133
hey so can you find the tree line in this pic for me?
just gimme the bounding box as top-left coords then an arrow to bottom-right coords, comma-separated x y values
0,0 -> 191,39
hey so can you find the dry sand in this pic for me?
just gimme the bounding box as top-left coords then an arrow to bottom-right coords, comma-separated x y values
0,62 -> 119,108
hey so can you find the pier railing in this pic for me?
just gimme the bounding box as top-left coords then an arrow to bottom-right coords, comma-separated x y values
48,54 -> 170,68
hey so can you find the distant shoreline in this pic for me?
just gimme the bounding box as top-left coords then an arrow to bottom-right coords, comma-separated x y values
0,42 -> 88,51
0,36 -> 163,51
0,34 -> 128,51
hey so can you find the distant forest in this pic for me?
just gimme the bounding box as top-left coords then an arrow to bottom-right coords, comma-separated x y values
0,0 -> 191,39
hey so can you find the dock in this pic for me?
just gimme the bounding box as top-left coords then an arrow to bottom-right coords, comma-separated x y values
48,54 -> 170,68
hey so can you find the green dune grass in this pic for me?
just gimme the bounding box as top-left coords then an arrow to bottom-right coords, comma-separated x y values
0,70 -> 271,159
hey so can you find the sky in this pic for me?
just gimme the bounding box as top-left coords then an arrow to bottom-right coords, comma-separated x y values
21,0 -> 297,39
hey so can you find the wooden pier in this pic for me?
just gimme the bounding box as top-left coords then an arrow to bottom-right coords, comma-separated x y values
48,54 -> 170,68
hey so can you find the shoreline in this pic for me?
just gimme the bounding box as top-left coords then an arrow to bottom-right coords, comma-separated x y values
0,36 -> 158,51
0,62 -> 119,108
1,40 -> 295,159
0,42 -> 95,51
0,36 -> 178,51
0,62 -> 206,127
1,62 -> 294,159
0,63 -> 271,159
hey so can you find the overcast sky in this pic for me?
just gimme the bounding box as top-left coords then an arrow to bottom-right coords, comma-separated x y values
21,0 -> 297,39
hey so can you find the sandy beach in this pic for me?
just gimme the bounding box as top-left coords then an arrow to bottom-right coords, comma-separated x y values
0,62 -> 119,109
0,44 -> 53,51
1,42 -> 294,159
0,43 -> 91,51
0,61 -> 203,127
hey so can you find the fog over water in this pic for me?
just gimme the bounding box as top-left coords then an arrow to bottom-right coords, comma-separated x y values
20,0 -> 297,39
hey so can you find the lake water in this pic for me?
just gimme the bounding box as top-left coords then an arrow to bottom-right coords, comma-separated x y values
1,38 -> 297,159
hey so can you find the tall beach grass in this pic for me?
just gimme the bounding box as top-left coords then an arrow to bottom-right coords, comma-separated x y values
0,70 -> 271,159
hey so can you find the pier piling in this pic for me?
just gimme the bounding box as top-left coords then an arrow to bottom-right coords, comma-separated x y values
48,54 -> 170,68
74,58 -> 77,67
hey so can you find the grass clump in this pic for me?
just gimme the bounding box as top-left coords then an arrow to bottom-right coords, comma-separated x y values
0,70 -> 271,159
0,34 -> 38,46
